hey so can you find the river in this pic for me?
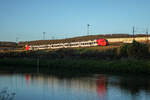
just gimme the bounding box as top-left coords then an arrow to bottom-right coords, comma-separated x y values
0,73 -> 150,100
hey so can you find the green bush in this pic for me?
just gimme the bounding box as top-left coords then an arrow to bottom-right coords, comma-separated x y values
120,43 -> 128,57
120,40 -> 149,58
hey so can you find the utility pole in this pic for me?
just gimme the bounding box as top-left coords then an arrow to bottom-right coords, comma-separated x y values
43,32 -> 46,40
146,28 -> 149,44
16,37 -> 19,43
132,26 -> 135,41
52,36 -> 55,40
87,24 -> 90,36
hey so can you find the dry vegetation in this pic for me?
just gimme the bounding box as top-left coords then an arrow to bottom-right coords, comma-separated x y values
0,42 -> 16,47
18,34 -> 148,46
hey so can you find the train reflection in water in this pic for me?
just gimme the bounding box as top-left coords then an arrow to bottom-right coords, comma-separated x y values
1,73 -> 150,100
24,74 -> 150,100
25,74 -> 107,99
96,75 -> 107,98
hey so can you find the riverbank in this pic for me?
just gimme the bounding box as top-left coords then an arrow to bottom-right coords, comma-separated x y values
0,58 -> 150,75
0,41 -> 150,75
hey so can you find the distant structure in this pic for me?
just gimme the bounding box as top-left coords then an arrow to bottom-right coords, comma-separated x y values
43,32 -> 46,40
132,27 -> 149,43
146,28 -> 149,43
132,26 -> 135,41
52,36 -> 55,40
16,37 -> 19,43
87,24 -> 91,35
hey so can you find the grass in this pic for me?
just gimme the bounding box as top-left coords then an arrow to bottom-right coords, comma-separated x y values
0,58 -> 150,75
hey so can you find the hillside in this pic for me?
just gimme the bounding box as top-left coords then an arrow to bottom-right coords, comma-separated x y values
0,41 -> 17,47
19,34 -> 148,46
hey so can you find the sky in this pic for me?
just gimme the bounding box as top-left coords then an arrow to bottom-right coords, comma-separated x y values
0,0 -> 150,42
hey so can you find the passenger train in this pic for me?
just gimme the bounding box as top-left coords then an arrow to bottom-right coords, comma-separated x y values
25,39 -> 108,51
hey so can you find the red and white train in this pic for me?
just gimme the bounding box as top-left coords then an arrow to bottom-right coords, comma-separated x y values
25,39 -> 108,51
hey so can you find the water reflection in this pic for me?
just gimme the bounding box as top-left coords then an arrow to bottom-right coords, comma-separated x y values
96,75 -> 106,100
0,73 -> 150,100
25,74 -> 30,85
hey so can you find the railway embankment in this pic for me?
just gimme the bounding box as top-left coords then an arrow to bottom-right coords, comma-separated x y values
0,41 -> 150,75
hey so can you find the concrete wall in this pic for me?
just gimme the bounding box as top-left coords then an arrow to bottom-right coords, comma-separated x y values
107,37 -> 150,43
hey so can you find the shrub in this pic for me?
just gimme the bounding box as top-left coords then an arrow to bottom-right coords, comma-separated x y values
120,43 -> 128,57
120,40 -> 149,58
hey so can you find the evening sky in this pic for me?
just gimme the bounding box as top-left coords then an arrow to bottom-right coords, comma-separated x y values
0,0 -> 150,41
